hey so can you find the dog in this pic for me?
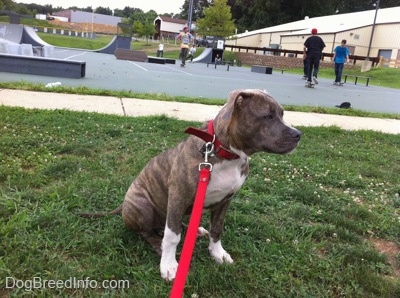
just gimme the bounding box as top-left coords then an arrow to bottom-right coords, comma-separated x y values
80,89 -> 301,281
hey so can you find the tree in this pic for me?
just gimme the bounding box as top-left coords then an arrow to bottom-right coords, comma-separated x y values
0,0 -> 15,10
140,21 -> 156,42
196,0 -> 235,37
95,6 -> 113,16
179,0 -> 211,20
132,20 -> 144,36
128,8 -> 146,23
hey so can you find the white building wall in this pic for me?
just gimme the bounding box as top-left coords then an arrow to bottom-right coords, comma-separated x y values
161,22 -> 185,33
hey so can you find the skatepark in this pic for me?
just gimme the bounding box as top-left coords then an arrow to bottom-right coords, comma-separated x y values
0,24 -> 399,114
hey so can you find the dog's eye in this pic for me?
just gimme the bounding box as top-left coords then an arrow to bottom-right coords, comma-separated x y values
264,114 -> 273,120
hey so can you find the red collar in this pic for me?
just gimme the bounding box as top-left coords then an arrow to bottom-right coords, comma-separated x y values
184,120 -> 240,160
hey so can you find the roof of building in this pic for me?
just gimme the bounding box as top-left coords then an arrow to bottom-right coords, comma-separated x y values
234,6 -> 400,37
155,16 -> 187,25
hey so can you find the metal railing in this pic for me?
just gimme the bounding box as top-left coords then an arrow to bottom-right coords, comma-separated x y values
224,45 -> 380,67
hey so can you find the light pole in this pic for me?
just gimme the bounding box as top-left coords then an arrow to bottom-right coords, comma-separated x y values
366,0 -> 380,59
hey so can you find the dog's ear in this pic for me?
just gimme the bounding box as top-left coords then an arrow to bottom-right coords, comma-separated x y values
224,90 -> 255,148
217,89 -> 251,122
233,90 -> 253,111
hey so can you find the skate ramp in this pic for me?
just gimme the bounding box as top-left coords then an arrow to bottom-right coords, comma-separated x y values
0,24 -> 84,78
22,26 -> 52,46
192,47 -> 212,63
0,23 -> 47,45
0,24 -> 23,43
96,36 -> 131,54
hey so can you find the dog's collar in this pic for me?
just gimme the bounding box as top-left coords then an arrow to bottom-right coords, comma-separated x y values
184,120 -> 240,160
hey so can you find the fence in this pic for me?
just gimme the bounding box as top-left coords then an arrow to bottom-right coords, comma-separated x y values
377,56 -> 400,68
224,45 -> 380,67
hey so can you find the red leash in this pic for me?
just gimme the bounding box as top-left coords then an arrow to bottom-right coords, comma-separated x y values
169,164 -> 212,298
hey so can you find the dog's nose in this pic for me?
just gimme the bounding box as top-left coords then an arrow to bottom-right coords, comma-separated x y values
291,128 -> 302,141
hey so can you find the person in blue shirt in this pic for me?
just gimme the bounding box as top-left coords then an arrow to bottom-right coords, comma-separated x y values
332,39 -> 350,85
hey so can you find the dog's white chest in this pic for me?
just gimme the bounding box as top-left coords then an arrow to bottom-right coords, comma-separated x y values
204,158 -> 248,207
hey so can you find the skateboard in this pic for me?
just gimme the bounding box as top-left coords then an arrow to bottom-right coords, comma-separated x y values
305,82 -> 315,88
333,82 -> 344,86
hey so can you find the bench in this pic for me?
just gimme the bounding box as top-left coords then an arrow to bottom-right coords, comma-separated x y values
147,57 -> 176,64
206,62 -> 239,71
343,74 -> 371,86
222,59 -> 242,67
0,53 -> 85,78
114,49 -> 148,62
148,56 -> 166,64
274,68 -> 286,74
251,65 -> 286,74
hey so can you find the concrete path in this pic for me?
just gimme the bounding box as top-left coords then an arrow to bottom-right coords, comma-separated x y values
1,89 -> 399,135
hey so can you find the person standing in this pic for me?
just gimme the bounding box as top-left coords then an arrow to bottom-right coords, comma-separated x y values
176,26 -> 193,67
332,39 -> 350,85
302,54 -> 308,80
187,45 -> 196,62
303,28 -> 326,86
157,42 -> 164,57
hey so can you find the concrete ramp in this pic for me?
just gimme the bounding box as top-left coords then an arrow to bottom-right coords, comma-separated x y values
22,26 -> 52,47
0,24 -> 23,43
192,47 -> 213,63
96,36 -> 131,54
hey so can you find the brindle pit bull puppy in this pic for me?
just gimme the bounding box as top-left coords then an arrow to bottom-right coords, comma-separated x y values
81,89 -> 301,281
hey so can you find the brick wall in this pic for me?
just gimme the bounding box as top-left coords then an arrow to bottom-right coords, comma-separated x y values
235,52 -> 356,70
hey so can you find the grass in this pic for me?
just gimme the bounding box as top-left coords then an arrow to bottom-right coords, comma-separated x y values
37,33 -> 114,50
0,106 -> 399,297
286,67 -> 400,90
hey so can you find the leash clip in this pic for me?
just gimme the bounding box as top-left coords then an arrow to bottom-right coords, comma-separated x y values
203,141 -> 214,163
198,142 -> 214,171
199,162 -> 212,172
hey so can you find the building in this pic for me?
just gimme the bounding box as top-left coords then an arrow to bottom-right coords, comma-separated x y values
226,7 -> 400,60
53,10 -> 122,27
154,16 -> 188,40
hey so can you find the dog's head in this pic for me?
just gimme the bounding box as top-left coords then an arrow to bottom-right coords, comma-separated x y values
214,89 -> 301,156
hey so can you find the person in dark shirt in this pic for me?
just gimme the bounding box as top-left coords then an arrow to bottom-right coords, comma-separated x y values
303,28 -> 326,85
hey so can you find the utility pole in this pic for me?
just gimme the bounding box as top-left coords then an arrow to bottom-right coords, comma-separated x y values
366,0 -> 380,59
187,0 -> 194,32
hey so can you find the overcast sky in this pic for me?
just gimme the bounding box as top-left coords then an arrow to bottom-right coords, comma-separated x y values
18,0 -> 184,14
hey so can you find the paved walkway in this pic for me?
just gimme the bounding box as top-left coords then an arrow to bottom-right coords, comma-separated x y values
1,89 -> 399,135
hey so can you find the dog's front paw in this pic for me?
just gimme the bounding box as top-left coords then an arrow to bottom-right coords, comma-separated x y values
160,259 -> 178,281
208,240 -> 234,264
197,226 -> 209,237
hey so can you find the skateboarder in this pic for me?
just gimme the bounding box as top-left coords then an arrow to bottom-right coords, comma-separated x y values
176,26 -> 193,67
332,39 -> 350,85
303,28 -> 325,87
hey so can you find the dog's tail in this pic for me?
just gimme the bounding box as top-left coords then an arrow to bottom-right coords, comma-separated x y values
78,205 -> 122,218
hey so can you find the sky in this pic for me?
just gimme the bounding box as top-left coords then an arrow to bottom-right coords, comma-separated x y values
18,0 -> 184,14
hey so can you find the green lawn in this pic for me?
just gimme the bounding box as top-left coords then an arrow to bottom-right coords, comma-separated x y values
1,106 -> 399,297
